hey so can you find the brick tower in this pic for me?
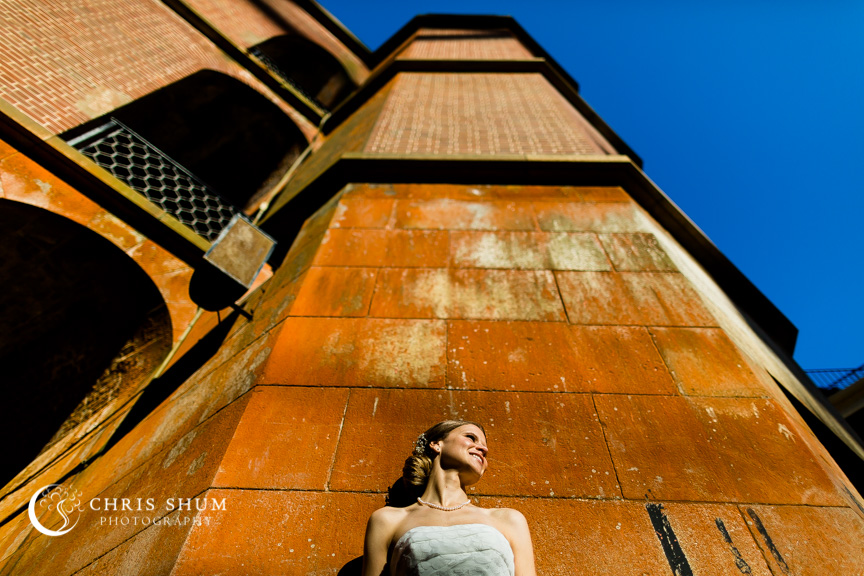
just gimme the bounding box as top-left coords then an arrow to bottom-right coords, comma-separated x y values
1,7 -> 862,576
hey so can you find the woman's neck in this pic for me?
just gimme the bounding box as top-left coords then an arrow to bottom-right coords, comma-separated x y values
420,466 -> 469,506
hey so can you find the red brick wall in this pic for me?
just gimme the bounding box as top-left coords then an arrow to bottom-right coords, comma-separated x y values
400,30 -> 534,60
365,73 -> 615,155
182,0 -> 287,47
0,0 -> 313,136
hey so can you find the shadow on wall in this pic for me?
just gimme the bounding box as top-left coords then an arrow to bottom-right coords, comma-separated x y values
338,557 -> 363,576
0,200 -> 172,487
62,70 -> 309,214
103,308 -> 240,454
249,34 -> 358,110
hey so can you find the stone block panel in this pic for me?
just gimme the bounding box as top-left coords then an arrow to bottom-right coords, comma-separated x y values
214,386 -> 350,489
70,508 -> 194,576
557,272 -> 717,326
262,317 -> 447,388
314,229 -> 449,267
394,199 -> 536,230
594,395 -> 844,505
350,184 -> 630,203
598,233 -> 677,271
370,268 -> 566,321
534,202 -> 648,232
68,344 -> 265,507
290,266 -> 378,317
341,183 -> 398,198
447,321 -> 676,394
577,186 -> 632,203
660,502 -> 773,576
171,489 -> 380,576
487,497 -> 773,576
650,327 -> 774,397
391,183 -> 502,201
248,269 -> 309,336
742,504 -> 864,575
330,197 -> 395,228
329,389 -> 620,499
489,497 -> 669,576
449,231 -> 611,271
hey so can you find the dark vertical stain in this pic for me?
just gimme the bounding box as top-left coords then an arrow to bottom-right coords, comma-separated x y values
645,503 -> 694,576
715,518 -> 752,574
746,508 -> 790,575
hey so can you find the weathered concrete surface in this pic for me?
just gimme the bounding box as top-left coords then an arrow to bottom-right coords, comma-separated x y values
263,317 -> 447,388
5,180 -> 862,576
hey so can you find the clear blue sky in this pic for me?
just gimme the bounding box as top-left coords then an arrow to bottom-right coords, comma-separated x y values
320,0 -> 864,371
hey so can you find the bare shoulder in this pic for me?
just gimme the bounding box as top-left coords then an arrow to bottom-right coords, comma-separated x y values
367,505 -> 408,530
363,506 -> 410,576
487,506 -> 531,542
489,506 -> 529,528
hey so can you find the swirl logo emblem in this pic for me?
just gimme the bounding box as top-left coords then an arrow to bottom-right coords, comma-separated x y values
28,484 -> 84,537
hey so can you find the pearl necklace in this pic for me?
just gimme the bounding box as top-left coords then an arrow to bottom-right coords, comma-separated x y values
417,497 -> 471,511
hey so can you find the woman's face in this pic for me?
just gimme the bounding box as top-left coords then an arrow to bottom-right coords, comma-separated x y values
431,424 -> 488,484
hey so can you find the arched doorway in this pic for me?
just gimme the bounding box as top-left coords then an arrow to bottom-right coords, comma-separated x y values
0,200 -> 172,486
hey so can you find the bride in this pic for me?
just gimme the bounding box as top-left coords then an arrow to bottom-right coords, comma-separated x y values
362,420 -> 537,576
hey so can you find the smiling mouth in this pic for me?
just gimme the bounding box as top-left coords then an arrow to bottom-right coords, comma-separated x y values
471,454 -> 484,464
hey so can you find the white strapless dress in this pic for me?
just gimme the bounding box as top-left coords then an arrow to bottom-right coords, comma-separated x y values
391,524 -> 515,576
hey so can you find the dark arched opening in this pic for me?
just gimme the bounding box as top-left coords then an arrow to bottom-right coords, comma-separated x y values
249,34 -> 357,110
63,70 -> 308,215
0,200 -> 172,487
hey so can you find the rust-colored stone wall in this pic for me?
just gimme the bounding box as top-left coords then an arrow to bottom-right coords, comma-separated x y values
6,183 -> 861,575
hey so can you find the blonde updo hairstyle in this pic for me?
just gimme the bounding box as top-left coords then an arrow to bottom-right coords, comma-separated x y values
403,420 -> 486,490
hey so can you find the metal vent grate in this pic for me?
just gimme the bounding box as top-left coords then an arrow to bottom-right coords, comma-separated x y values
68,119 -> 237,242
248,46 -> 326,110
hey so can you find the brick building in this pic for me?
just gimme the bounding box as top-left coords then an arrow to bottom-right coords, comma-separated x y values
0,3 -> 862,574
